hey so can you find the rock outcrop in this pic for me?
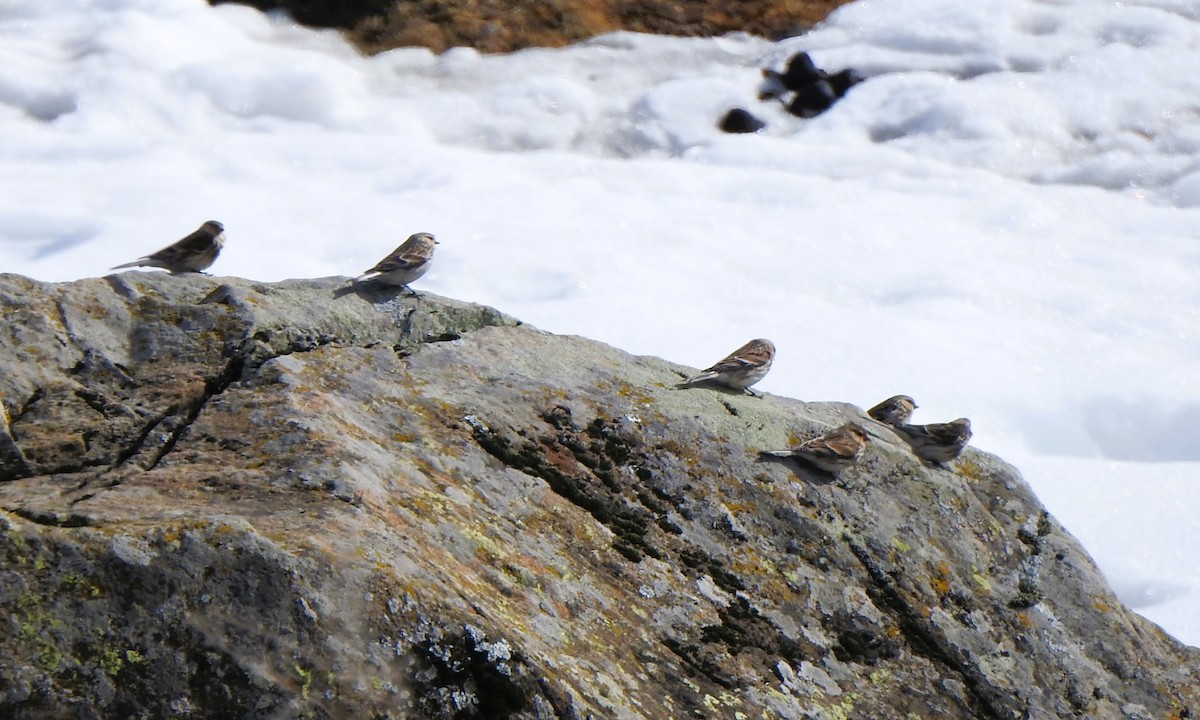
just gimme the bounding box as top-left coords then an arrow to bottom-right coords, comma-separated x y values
0,273 -> 1196,719
210,0 -> 857,54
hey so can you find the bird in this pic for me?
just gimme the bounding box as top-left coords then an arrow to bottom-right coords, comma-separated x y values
867,395 -> 918,426
354,232 -> 438,293
111,221 -> 225,274
678,338 -> 775,396
893,418 -> 972,463
762,422 -> 869,473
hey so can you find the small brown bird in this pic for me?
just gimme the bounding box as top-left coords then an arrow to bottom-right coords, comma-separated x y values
679,338 -> 775,396
111,220 -> 225,274
893,418 -> 972,463
762,422 -> 869,473
355,232 -> 438,293
868,395 -> 918,426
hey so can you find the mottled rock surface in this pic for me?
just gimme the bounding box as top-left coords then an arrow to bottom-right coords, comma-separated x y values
0,273 -> 1196,719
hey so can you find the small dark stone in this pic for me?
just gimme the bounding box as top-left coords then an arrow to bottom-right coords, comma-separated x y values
719,108 -> 767,134
1008,591 -> 1042,609
833,627 -> 899,664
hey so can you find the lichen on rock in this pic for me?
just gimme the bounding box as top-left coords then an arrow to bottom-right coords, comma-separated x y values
0,273 -> 1196,719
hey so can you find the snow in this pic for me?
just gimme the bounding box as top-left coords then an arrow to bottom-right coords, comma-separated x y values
1,0 -> 1198,644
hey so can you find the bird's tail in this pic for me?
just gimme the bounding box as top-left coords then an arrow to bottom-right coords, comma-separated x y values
678,370 -> 717,387
759,450 -> 793,458
110,258 -> 148,270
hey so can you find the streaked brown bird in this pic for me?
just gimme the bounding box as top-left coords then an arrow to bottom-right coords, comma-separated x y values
762,422 -> 869,473
354,232 -> 438,294
111,220 -> 224,274
867,395 -> 918,426
893,418 -> 972,463
678,338 -> 775,396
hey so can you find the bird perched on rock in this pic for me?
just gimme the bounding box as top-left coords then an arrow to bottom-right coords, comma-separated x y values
678,338 -> 775,396
354,232 -> 438,294
867,395 -> 918,426
762,422 -> 869,473
111,221 -> 225,274
893,418 -> 972,463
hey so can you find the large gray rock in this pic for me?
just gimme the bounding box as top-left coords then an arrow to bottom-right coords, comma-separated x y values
0,272 -> 1196,719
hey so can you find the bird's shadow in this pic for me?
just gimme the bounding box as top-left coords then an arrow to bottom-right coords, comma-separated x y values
673,376 -> 761,397
332,281 -> 419,302
755,452 -> 839,486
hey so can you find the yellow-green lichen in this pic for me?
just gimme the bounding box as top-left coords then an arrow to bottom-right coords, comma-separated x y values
18,620 -> 63,671
37,640 -> 63,671
956,459 -> 984,481
98,649 -> 124,675
295,664 -> 313,698
60,573 -> 104,598
825,693 -> 859,720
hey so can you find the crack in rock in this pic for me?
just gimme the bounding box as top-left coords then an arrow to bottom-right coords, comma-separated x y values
467,406 -> 824,695
144,357 -> 245,471
844,534 -> 1011,720
0,402 -> 34,482
469,416 -> 660,563
13,388 -> 44,427
8,506 -> 93,528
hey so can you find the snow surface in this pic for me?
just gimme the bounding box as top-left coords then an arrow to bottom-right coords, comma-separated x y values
2,0 -> 1198,643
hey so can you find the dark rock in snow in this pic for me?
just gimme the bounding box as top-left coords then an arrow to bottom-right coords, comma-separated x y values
760,50 -> 866,119
718,107 -> 767,134
827,66 -> 865,95
769,50 -> 823,93
787,78 -> 839,118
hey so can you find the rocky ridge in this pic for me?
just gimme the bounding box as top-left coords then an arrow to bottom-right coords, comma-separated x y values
0,273 -> 1196,719
211,0 -> 856,54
